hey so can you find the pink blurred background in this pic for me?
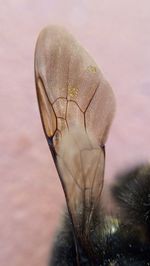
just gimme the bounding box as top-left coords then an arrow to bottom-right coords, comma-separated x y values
1,1 -> 150,265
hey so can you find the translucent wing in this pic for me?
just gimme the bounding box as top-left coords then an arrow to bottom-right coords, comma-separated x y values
34,25 -> 115,254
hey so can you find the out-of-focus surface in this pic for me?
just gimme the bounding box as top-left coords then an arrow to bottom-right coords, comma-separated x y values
0,1 -> 150,265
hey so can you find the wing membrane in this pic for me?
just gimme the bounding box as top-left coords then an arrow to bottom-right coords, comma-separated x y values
56,128 -> 104,233
34,25 -> 115,255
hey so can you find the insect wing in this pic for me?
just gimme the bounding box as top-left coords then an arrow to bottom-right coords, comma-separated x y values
34,25 -> 116,245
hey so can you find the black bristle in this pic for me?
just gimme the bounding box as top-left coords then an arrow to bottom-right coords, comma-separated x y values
112,164 -> 150,229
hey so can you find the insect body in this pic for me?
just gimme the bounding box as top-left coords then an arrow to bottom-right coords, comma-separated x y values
34,25 -> 150,265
